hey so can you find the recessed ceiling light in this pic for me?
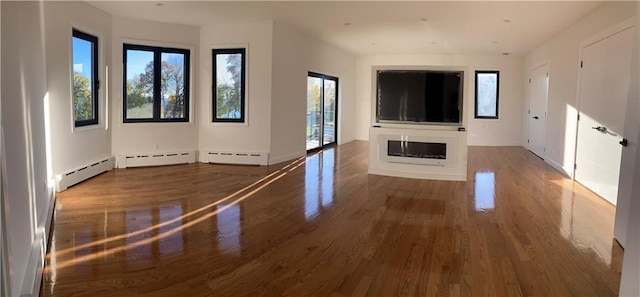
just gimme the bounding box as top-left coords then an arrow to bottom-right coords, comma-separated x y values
156,2 -> 164,7
492,41 -> 499,44
344,22 -> 352,26
431,41 -> 437,44
371,42 -> 377,46
503,19 -> 511,23
502,52 -> 510,56
420,18 -> 428,22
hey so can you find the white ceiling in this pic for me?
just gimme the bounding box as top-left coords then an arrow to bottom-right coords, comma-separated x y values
88,1 -> 604,56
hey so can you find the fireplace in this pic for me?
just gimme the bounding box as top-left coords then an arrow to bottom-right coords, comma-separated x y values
377,134 -> 459,167
387,141 -> 446,159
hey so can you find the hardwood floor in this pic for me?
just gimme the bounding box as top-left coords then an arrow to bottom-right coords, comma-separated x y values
41,141 -> 623,296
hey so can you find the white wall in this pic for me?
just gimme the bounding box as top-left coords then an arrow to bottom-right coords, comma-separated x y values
355,54 -> 523,146
1,1 -> 52,295
270,22 -> 356,164
198,22 -> 273,156
44,1 -> 112,175
111,16 -> 199,158
524,1 -> 636,176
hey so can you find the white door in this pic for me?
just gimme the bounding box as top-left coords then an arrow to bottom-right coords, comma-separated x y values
575,26 -> 634,205
528,64 -> 549,158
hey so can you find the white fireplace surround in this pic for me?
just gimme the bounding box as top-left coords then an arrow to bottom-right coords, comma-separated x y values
368,65 -> 469,181
369,127 -> 467,181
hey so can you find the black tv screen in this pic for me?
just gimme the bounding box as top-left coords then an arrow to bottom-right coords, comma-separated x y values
376,70 -> 463,125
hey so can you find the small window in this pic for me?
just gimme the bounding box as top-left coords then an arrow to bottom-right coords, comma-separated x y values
212,48 -> 246,123
475,70 -> 499,119
72,29 -> 99,127
123,44 -> 190,123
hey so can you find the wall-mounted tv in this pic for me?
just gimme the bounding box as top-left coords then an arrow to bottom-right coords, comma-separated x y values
376,70 -> 463,125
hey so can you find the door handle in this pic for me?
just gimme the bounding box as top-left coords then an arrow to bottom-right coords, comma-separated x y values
620,138 -> 629,147
533,116 -> 539,119
592,126 -> 608,133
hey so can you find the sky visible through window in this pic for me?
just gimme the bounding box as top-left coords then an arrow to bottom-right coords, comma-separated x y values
72,37 -> 92,86
216,54 -> 233,85
126,50 -> 152,80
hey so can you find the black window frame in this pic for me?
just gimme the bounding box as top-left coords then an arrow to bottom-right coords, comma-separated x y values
123,43 -> 191,123
72,29 -> 99,127
212,48 -> 246,123
474,70 -> 500,119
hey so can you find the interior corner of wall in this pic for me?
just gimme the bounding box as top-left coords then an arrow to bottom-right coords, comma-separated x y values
115,154 -> 127,169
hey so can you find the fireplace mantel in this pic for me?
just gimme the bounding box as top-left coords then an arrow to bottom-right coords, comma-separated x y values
369,127 -> 467,181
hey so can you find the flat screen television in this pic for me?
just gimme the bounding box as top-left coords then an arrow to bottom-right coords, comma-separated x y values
376,70 -> 463,125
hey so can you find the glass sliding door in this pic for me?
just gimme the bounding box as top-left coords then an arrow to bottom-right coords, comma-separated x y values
323,79 -> 336,145
307,72 -> 338,151
307,76 -> 322,150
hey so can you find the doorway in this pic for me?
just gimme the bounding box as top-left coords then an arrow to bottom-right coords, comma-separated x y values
306,72 -> 338,151
575,24 -> 634,205
528,63 -> 549,158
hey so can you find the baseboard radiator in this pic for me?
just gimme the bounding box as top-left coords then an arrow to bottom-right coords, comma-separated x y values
55,156 -> 115,192
202,150 -> 268,166
117,151 -> 196,169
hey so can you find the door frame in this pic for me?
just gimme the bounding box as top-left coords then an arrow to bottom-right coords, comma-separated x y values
527,62 -> 549,159
307,72 -> 339,153
0,123 -> 10,297
573,18 -> 635,179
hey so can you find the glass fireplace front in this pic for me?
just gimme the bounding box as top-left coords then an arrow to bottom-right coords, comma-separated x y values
387,140 -> 446,159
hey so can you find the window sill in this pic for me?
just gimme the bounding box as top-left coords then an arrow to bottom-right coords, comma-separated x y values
119,121 -> 195,127
73,123 -> 105,133
210,121 -> 248,127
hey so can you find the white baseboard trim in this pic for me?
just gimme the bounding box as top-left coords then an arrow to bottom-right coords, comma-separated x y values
338,137 -> 356,145
201,150 -> 268,166
117,151 -> 195,169
545,158 -> 573,178
21,187 -> 56,297
468,141 -> 524,147
56,156 -> 114,192
369,168 -> 467,181
269,151 -> 306,165
20,238 -> 44,297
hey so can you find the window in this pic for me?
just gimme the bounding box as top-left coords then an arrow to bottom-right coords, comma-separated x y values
306,72 -> 338,151
72,29 -> 99,127
475,70 -> 499,119
123,44 -> 190,122
212,48 -> 246,123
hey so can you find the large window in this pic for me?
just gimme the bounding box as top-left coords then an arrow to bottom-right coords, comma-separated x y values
307,72 -> 338,151
123,44 -> 190,122
475,70 -> 500,119
212,48 -> 246,123
72,29 -> 99,127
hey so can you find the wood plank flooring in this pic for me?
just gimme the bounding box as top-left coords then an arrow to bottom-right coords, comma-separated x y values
40,141 -> 623,296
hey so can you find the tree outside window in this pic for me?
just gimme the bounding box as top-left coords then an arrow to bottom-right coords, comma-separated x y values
124,44 -> 190,123
72,29 -> 99,127
213,48 -> 246,123
475,71 -> 499,119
